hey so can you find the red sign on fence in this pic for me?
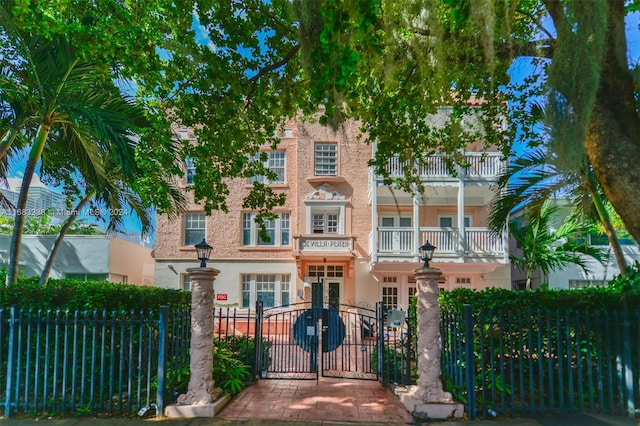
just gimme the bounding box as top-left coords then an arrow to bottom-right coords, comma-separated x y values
216,293 -> 228,301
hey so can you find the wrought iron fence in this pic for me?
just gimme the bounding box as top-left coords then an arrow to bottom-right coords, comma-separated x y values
5,301 -> 638,421
442,304 -> 640,419
0,306 -> 191,418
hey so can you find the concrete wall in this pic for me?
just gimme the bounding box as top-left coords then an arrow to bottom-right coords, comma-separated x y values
0,235 -> 153,284
546,245 -> 640,290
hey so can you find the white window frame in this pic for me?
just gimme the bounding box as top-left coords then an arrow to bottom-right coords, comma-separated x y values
438,215 -> 472,228
181,274 -> 191,291
241,273 -> 291,308
249,151 -> 286,184
380,216 -> 412,228
184,212 -> 206,246
242,212 -> 290,246
314,143 -> 337,176
305,201 -> 346,235
185,157 -> 195,184
381,276 -> 400,309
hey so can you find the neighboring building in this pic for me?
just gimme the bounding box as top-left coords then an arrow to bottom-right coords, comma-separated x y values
0,235 -> 155,285
1,176 -> 67,214
510,198 -> 640,290
153,114 -> 510,309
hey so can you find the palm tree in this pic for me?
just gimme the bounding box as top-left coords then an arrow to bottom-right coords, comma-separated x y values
509,200 -> 604,290
490,147 -> 628,276
0,24 -> 150,285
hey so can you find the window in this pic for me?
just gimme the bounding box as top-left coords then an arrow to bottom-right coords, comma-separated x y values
569,279 -> 605,289
185,157 -> 195,184
382,276 -> 399,309
408,286 -> 417,302
178,130 -> 190,140
181,274 -> 191,291
249,151 -> 286,184
65,273 -> 108,281
242,212 -> 290,246
308,265 -> 344,279
309,204 -> 342,234
455,277 -> 472,285
380,216 -> 412,228
241,274 -> 291,308
314,143 -> 337,176
439,215 -> 471,228
312,212 -> 338,234
184,212 -> 206,245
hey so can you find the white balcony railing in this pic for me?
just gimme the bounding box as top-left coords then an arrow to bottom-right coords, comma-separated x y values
384,153 -> 504,180
377,227 -> 504,257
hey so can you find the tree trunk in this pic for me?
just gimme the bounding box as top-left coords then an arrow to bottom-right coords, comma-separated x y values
584,1 -> 640,244
587,172 -> 627,276
0,127 -> 17,160
6,124 -> 49,286
39,192 -> 95,285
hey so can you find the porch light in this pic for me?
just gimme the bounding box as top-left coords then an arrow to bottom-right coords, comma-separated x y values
419,241 -> 436,268
194,239 -> 213,267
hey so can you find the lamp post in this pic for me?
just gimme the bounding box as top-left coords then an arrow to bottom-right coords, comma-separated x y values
400,241 -> 463,419
167,239 -> 226,417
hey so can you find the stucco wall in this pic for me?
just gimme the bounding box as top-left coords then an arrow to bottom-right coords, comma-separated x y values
154,258 -> 297,305
109,237 -> 155,285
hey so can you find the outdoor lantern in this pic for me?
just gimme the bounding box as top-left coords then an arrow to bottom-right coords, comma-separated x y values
194,239 -> 213,267
419,240 -> 436,268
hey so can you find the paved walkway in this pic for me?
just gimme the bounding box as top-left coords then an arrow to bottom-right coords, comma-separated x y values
218,377 -> 414,423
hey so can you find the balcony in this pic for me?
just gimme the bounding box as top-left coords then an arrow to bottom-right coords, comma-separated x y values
383,152 -> 504,180
377,227 -> 505,259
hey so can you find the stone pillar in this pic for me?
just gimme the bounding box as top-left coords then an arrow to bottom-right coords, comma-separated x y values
397,266 -> 464,420
413,267 -> 451,403
165,267 -> 230,418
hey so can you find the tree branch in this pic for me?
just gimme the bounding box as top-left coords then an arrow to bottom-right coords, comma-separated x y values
249,44 -> 300,84
245,44 -> 300,106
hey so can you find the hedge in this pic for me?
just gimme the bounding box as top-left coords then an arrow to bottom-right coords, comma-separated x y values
439,262 -> 640,312
0,273 -> 191,311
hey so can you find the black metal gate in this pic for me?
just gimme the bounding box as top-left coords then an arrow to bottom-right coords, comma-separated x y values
255,280 -> 382,380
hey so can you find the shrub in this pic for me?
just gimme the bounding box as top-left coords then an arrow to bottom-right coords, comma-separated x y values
0,274 -> 191,310
438,270 -> 640,312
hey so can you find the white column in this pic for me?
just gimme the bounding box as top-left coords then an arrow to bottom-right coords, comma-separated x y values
457,176 -> 465,255
413,190 -> 420,263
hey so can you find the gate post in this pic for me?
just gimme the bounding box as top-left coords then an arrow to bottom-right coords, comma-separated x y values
397,266 -> 464,420
165,267 -> 228,418
254,301 -> 264,379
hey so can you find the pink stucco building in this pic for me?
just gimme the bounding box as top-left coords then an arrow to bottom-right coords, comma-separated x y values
153,114 -> 510,309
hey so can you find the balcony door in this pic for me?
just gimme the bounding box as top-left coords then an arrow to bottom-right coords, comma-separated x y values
380,216 -> 412,253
